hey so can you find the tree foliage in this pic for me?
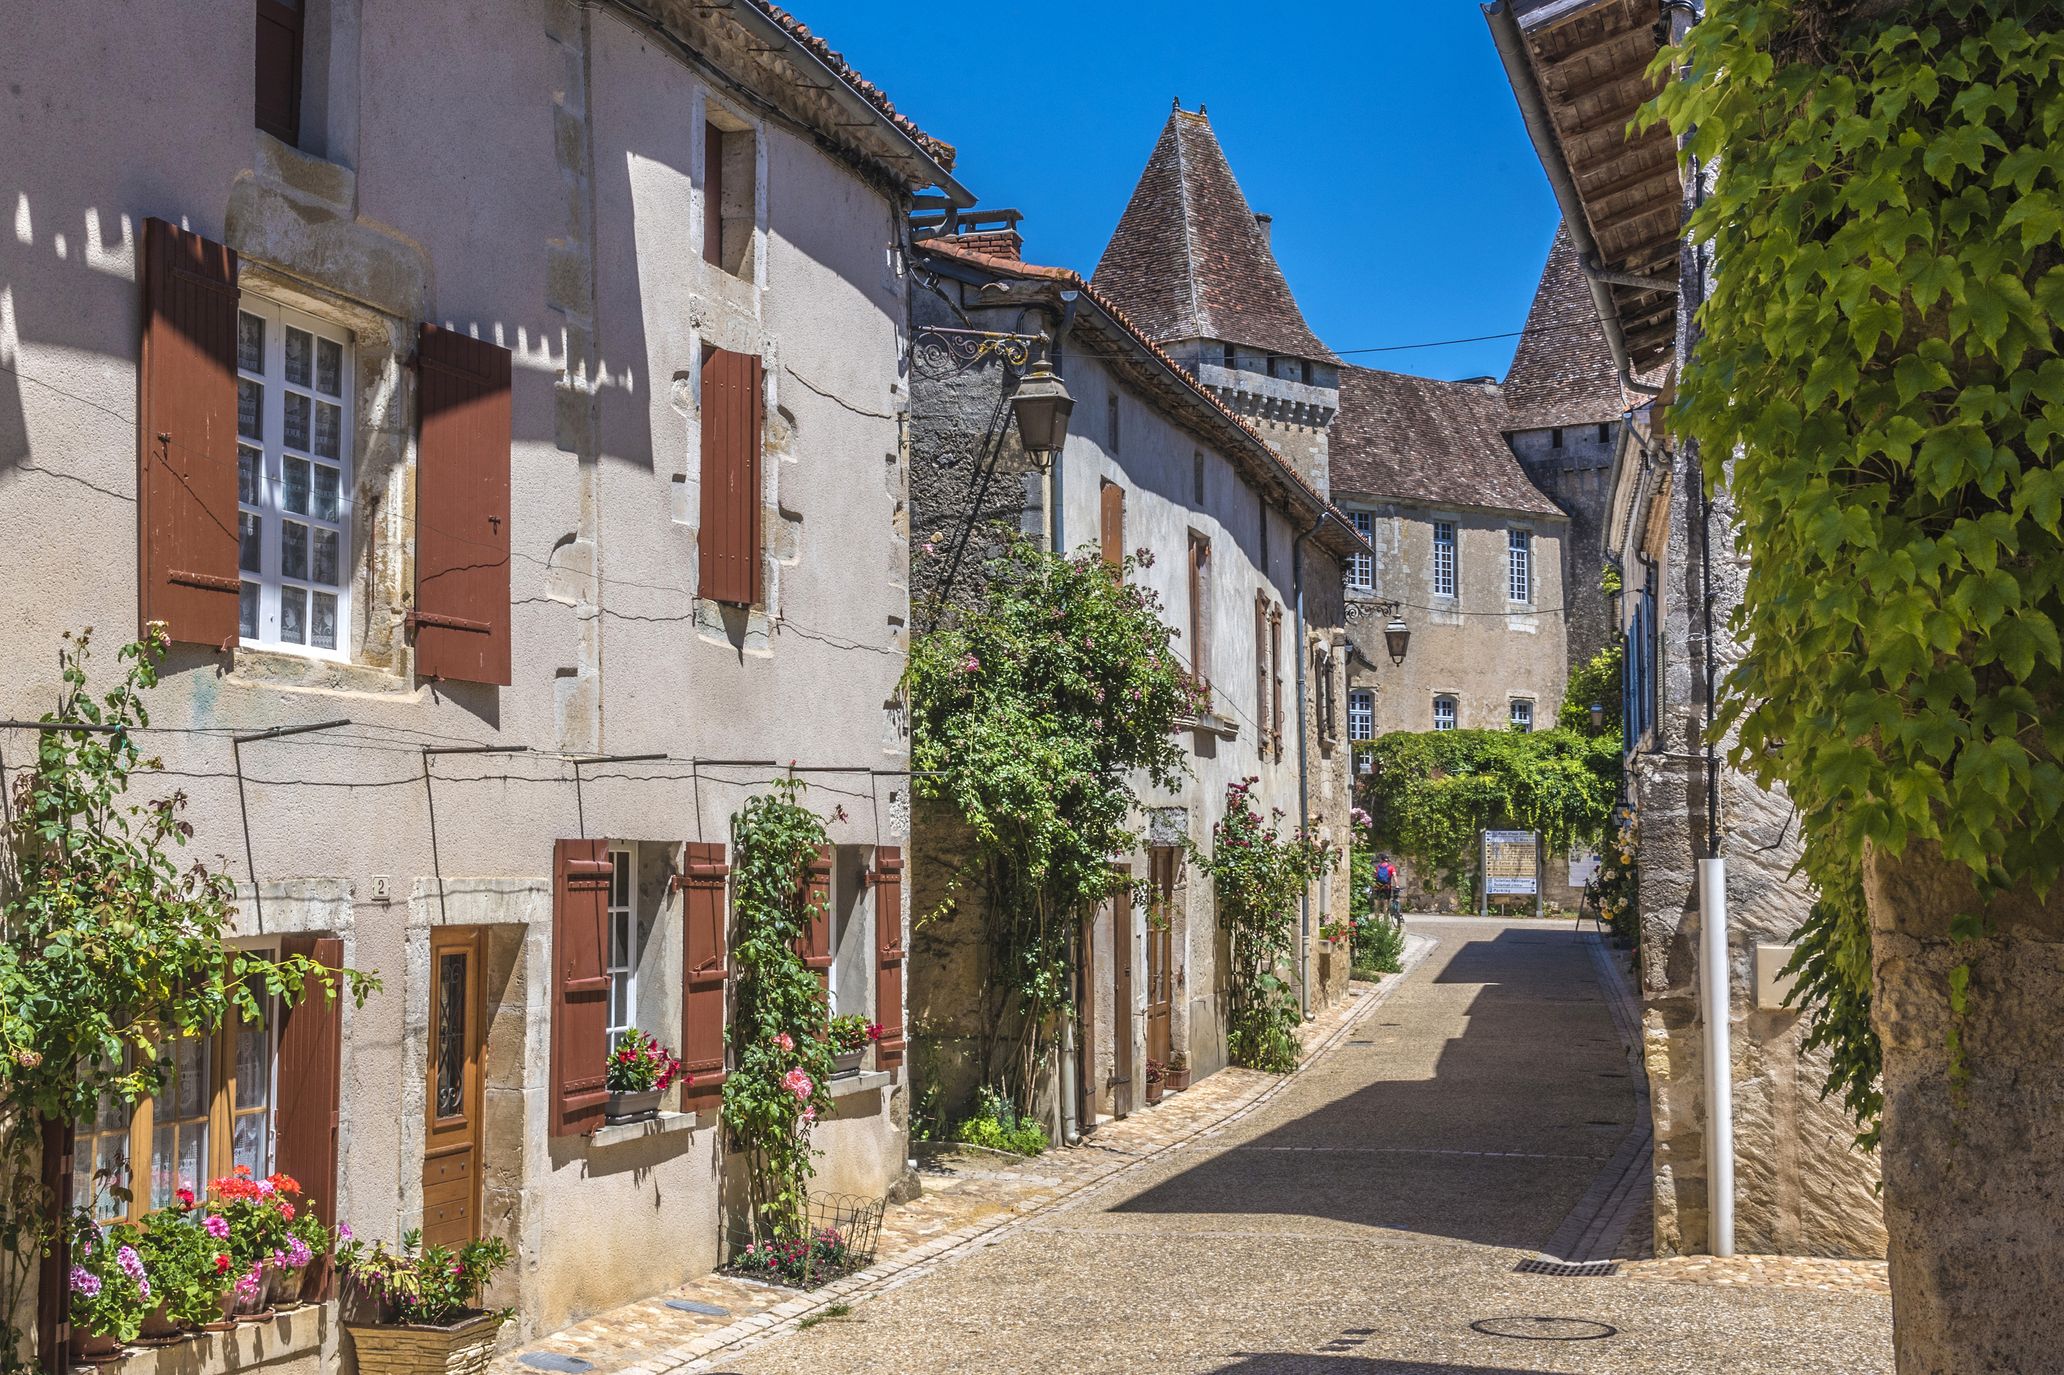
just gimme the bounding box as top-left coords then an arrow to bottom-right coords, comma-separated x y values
1558,643 -> 1625,736
0,628 -> 375,1370
908,535 -> 1196,1109
1649,0 -> 2064,1131
1356,728 -> 1621,901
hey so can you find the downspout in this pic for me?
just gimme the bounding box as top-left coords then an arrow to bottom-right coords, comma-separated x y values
1291,509 -> 1329,1020
1047,292 -> 1080,556
1485,1 -> 1668,397
1052,288 -> 1082,1145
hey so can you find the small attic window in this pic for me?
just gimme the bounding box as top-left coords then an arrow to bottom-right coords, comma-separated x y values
1222,343 -> 1236,369
1550,427 -> 1565,449
1299,359 -> 1313,385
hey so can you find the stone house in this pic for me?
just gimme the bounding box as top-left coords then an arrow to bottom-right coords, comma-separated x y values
1489,0 -> 1886,1257
905,212 -> 1365,1129
1,1 -> 964,1365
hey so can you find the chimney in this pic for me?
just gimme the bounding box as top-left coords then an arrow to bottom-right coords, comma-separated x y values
1253,212 -> 1272,246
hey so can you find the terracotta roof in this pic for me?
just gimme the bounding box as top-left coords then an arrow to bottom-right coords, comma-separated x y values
1331,365 -> 1563,518
1091,105 -> 1335,363
1502,224 -> 1628,430
915,236 -> 1372,564
747,2 -> 957,170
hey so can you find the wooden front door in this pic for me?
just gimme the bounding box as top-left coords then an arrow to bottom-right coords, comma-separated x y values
1111,871 -> 1135,1117
1145,848 -> 1175,1070
423,927 -> 485,1248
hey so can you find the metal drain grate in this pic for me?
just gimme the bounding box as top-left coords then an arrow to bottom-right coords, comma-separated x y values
1514,1258 -> 1620,1278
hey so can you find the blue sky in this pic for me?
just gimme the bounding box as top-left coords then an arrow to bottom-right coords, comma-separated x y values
814,2 -> 1563,382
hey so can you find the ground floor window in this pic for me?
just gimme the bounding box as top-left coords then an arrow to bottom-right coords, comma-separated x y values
74,1000 -> 278,1218
1509,699 -> 1533,733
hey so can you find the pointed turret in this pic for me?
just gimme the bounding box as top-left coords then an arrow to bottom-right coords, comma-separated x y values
1093,102 -> 1338,491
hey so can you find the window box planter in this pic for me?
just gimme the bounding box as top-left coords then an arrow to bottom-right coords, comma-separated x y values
346,1311 -> 504,1375
604,1088 -> 662,1124
269,1260 -> 311,1309
831,1048 -> 865,1079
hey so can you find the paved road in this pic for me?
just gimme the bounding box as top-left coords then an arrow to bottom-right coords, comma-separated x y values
717,917 -> 1891,1374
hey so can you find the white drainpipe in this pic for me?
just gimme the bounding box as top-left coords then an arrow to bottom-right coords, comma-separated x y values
1699,856 -> 1735,1256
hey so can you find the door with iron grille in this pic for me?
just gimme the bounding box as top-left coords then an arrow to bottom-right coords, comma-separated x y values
423,927 -> 484,1247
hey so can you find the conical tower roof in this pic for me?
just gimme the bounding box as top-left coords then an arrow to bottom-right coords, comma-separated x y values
1501,223 -> 1626,429
1092,103 -> 1336,364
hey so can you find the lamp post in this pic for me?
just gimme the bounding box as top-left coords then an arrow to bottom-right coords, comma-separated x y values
1591,701 -> 1606,732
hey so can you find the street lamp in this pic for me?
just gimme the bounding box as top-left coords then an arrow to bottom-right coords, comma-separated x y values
1010,357 -> 1074,464
1383,616 -> 1410,667
1590,701 -> 1606,732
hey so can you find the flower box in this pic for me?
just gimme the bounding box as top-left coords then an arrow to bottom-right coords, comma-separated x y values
1144,1077 -> 1165,1105
346,1311 -> 503,1375
604,1088 -> 662,1124
1163,1065 -> 1191,1093
831,1048 -> 865,1078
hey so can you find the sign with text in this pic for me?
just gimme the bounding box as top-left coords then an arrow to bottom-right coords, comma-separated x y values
1482,829 -> 1539,896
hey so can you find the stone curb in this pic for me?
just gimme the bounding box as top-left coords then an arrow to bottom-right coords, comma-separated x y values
667,937 -> 1439,1371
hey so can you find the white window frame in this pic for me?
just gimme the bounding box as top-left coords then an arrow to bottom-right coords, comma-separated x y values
236,298 -> 353,659
1348,688 -> 1375,742
1510,699 -> 1534,733
1433,696 -> 1458,732
1346,509 -> 1374,591
1432,521 -> 1457,599
606,846 -> 639,1038
1508,528 -> 1534,603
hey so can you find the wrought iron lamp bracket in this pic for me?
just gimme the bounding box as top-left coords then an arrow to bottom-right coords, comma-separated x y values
912,326 -> 1043,378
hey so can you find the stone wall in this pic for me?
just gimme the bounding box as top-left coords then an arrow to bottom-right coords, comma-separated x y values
1632,440 -> 1885,1259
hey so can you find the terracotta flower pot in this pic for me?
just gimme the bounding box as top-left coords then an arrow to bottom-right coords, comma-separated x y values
138,1300 -> 185,1344
69,1329 -> 124,1364
1163,1066 -> 1191,1093
346,1311 -> 505,1375
1144,1078 -> 1165,1105
604,1088 -> 661,1124
270,1261 -> 310,1308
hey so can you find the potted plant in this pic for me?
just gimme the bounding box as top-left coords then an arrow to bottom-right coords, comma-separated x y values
338,1229 -> 512,1375
825,1015 -> 883,1076
604,1027 -> 681,1124
67,1218 -> 154,1361
1163,1051 -> 1191,1093
1144,1059 -> 1165,1106
205,1166 -> 289,1320
135,1196 -> 234,1340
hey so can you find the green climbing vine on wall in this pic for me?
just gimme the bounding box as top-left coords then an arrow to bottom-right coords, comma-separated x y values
907,533 -> 1197,1115
722,781 -> 838,1243
1645,0 -> 2064,1139
0,628 -> 378,1372
1187,778 -> 1332,1073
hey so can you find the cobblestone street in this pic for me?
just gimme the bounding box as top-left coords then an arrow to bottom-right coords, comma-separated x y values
502,918 -> 1891,1374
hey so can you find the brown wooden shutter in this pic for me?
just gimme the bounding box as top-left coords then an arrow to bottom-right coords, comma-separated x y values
703,120 -> 724,268
138,217 -> 241,647
698,348 -> 764,606
550,841 -> 613,1136
276,934 -> 343,1297
1099,480 -> 1125,570
678,842 -> 729,1117
413,325 -> 513,685
868,847 -> 905,1067
1254,595 -> 1269,747
35,1117 -> 74,1373
254,0 -> 304,145
798,845 -> 833,996
1270,606 -> 1284,761
1187,535 -> 1208,688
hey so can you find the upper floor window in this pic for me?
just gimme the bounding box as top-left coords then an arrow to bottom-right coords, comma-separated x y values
1432,521 -> 1457,598
1550,427 -> 1565,449
1222,342 -> 1236,369
1187,532 -> 1212,691
704,111 -> 757,278
255,0 -> 303,145
1508,528 -> 1534,603
1597,421 -> 1612,443
1348,688 -> 1375,742
237,300 -> 352,657
1510,699 -> 1534,733
1347,510 -> 1374,591
1107,392 -> 1121,454
1433,696 -> 1458,731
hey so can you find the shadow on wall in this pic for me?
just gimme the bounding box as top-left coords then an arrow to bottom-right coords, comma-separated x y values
1108,929 -> 1636,1251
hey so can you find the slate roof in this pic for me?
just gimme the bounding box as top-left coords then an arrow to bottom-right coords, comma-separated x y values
1330,366 -> 1564,518
1502,225 -> 1628,430
1091,105 -> 1336,363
